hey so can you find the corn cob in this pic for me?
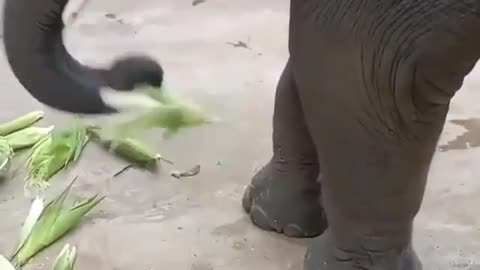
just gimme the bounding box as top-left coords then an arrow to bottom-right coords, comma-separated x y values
111,137 -> 173,166
88,127 -> 172,167
0,111 -> 44,136
4,126 -> 54,151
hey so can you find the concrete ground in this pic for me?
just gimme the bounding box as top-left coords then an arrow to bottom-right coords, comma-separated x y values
0,0 -> 480,269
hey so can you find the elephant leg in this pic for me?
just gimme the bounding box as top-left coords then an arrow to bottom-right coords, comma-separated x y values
298,106 -> 434,269
242,59 -> 327,238
292,74 -> 442,270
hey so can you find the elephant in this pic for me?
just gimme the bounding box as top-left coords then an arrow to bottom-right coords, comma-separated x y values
3,0 -> 480,269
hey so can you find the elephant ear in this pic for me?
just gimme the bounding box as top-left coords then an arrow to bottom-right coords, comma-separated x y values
2,0 -> 164,114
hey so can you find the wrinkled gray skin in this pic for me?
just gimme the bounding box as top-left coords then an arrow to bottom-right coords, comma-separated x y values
3,0 -> 480,269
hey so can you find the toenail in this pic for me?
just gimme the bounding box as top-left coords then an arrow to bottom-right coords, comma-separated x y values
305,249 -> 312,260
283,224 -> 304,237
245,185 -> 255,198
250,205 -> 279,231
242,185 -> 255,212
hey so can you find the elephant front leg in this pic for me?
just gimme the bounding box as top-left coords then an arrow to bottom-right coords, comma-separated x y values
295,90 -> 442,269
242,59 -> 327,238
301,124 -> 435,269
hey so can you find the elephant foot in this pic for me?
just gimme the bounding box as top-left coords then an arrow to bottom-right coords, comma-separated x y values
304,232 -> 422,270
242,160 -> 327,238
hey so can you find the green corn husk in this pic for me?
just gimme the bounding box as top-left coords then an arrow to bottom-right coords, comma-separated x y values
146,89 -> 215,134
0,137 -> 14,179
11,180 -> 104,267
103,89 -> 216,140
0,255 -> 15,270
25,126 -> 89,190
52,244 -> 77,270
4,126 -> 54,151
0,111 -> 44,136
109,137 -> 172,166
88,127 -> 172,167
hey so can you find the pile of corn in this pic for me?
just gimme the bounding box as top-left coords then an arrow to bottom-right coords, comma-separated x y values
0,111 -> 171,192
0,89 -> 213,269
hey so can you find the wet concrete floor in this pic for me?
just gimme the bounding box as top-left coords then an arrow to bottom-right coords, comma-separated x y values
0,0 -> 480,269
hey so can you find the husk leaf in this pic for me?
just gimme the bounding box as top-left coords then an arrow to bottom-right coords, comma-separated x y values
52,244 -> 77,270
5,126 -> 54,151
0,137 -> 14,179
14,196 -> 45,256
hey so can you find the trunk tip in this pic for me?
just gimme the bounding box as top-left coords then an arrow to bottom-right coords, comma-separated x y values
104,55 -> 164,91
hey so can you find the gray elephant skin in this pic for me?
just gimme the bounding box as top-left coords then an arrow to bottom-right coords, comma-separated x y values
3,0 -> 480,269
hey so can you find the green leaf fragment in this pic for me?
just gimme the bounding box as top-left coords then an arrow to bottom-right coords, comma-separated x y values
52,244 -> 77,270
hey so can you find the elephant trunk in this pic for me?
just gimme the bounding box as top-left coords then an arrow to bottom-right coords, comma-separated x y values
2,0 -> 164,114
